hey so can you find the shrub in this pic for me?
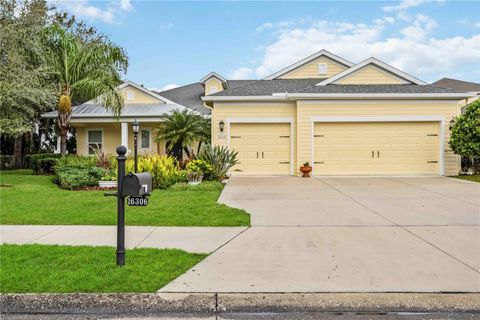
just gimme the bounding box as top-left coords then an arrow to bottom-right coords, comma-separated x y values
55,166 -> 106,190
32,157 -> 59,174
55,155 -> 96,169
0,155 -> 15,170
169,181 -> 224,192
186,159 -> 212,182
449,101 -> 480,171
112,154 -> 185,189
27,153 -> 61,170
198,144 -> 238,181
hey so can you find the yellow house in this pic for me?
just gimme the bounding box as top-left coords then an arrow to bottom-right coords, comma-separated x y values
199,50 -> 473,176
42,49 -> 473,176
42,81 -> 207,157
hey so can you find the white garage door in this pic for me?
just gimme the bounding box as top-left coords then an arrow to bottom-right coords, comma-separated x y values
313,121 -> 440,175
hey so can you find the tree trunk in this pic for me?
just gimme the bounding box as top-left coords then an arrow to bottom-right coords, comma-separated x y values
13,135 -> 23,168
183,146 -> 191,159
60,131 -> 67,156
197,141 -> 203,155
58,110 -> 71,156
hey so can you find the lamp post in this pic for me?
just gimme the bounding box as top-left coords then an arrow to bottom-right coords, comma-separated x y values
132,119 -> 140,173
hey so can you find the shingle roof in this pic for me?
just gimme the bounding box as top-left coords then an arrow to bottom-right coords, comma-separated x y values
155,80 -> 257,114
41,103 -> 184,119
210,79 -> 323,96
432,78 -> 480,92
299,84 -> 466,94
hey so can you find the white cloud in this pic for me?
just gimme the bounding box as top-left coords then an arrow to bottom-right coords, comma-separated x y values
149,84 -> 179,92
383,0 -> 443,12
475,22 -> 480,28
51,0 -> 133,24
233,15 -> 480,81
120,0 -> 132,11
256,22 -> 273,32
229,67 -> 254,80
158,22 -> 174,32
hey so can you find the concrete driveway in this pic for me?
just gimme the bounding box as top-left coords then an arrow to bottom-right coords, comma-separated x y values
161,176 -> 480,293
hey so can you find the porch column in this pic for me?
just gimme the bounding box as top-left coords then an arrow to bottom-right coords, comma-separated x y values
121,122 -> 129,152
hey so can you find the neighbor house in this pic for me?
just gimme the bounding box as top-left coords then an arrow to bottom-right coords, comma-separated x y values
432,77 -> 480,113
42,49 -> 473,176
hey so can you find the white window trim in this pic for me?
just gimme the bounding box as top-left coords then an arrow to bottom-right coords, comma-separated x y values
309,115 -> 445,176
226,117 -> 295,175
139,127 -> 153,151
318,63 -> 328,75
85,128 -> 104,155
126,90 -> 135,101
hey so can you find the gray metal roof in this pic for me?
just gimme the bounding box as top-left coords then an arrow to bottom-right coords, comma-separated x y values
432,78 -> 480,92
299,84 -> 466,94
42,103 -> 184,119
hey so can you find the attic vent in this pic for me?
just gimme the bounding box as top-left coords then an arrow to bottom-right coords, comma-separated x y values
126,91 -> 135,101
318,63 -> 328,75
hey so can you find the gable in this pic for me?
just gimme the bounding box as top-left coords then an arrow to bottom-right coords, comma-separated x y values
334,65 -> 410,85
278,56 -> 349,79
120,85 -> 165,104
205,77 -> 225,95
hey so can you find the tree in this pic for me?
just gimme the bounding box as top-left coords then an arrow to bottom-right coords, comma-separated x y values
196,117 -> 211,154
0,0 -> 56,166
156,109 -> 208,161
449,100 -> 480,171
42,23 -> 128,155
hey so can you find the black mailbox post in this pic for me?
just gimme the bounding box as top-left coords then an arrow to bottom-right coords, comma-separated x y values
105,146 -> 152,266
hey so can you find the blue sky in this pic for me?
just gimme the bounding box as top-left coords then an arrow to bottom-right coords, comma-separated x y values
54,0 -> 480,90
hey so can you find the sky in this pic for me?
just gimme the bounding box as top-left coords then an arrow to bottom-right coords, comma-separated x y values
52,0 -> 480,91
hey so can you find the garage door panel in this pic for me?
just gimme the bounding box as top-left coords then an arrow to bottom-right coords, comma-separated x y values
230,123 -> 291,175
314,122 -> 439,175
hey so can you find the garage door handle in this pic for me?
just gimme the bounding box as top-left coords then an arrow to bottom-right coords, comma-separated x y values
262,152 -> 264,159
257,152 -> 259,159
377,151 -> 380,158
371,151 -> 374,158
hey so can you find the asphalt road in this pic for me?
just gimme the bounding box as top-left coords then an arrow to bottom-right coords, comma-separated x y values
2,312 -> 480,320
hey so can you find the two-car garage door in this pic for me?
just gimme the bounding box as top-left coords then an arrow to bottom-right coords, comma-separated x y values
313,122 -> 440,175
228,121 -> 440,176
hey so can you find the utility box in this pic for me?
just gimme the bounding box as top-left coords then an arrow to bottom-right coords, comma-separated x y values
122,173 -> 153,197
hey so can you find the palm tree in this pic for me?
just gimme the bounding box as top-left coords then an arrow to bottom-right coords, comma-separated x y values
156,109 -> 208,161
196,116 -> 211,155
43,24 -> 128,155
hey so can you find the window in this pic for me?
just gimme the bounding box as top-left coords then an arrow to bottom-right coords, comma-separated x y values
318,63 -> 328,75
141,129 -> 151,149
126,90 -> 135,101
87,130 -> 103,154
210,86 -> 218,94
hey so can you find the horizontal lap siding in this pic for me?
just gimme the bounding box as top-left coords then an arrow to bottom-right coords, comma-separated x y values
278,56 -> 348,79
296,100 -> 461,176
336,65 -> 406,85
212,102 -> 297,170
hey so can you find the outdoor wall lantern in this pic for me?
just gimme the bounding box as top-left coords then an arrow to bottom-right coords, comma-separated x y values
219,120 -> 225,132
132,119 -> 140,172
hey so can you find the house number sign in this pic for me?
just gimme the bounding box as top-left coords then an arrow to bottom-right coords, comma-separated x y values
127,196 -> 149,206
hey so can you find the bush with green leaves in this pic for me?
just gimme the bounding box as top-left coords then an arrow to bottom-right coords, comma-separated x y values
198,144 -> 238,181
32,158 -> 59,175
54,156 -> 103,189
449,101 -> 480,171
27,153 -> 62,172
0,155 -> 15,170
110,154 -> 186,189
55,166 -> 106,190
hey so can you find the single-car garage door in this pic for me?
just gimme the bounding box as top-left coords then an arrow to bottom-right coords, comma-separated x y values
313,122 -> 440,175
230,123 -> 291,175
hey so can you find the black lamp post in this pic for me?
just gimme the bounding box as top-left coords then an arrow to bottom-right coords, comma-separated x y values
132,119 -> 140,173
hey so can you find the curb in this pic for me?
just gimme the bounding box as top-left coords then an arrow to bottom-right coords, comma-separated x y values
1,293 -> 479,314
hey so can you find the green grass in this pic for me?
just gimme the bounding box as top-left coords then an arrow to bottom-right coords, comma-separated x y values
451,174 -> 480,183
0,244 -> 206,293
0,170 -> 249,226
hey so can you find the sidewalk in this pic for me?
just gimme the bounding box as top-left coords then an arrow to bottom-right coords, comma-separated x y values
0,225 -> 247,253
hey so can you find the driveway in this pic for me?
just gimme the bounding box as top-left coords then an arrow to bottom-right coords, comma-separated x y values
161,176 -> 480,293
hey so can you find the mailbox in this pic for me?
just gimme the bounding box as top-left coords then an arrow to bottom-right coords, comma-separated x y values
122,173 -> 153,197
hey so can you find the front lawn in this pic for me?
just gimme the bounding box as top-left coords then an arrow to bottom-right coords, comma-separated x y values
0,170 -> 249,226
451,174 -> 480,183
0,244 -> 205,293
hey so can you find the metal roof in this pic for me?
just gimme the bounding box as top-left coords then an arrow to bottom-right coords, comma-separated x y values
41,103 -> 184,119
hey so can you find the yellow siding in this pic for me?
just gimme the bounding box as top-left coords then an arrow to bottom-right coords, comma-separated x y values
278,56 -> 348,79
205,78 -> 224,95
296,100 -> 460,176
335,65 -> 408,84
121,86 -> 163,104
212,101 -> 297,170
73,122 -> 163,156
